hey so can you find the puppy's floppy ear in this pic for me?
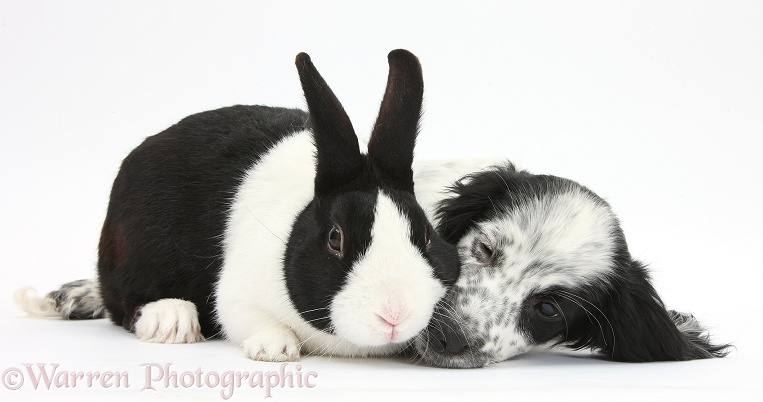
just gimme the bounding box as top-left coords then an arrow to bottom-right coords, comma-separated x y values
435,180 -> 495,244
435,165 -> 516,244
296,52 -> 363,194
595,259 -> 731,362
367,49 -> 424,192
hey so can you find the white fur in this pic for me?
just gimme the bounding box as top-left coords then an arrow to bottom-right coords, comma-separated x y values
217,131 -> 440,361
216,130 -> 316,361
242,325 -> 300,362
14,287 -> 58,318
486,188 -> 617,287
15,280 -> 105,319
329,193 -> 446,346
134,298 -> 203,343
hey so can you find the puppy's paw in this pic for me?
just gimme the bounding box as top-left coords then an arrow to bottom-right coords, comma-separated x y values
242,326 -> 300,362
134,299 -> 203,343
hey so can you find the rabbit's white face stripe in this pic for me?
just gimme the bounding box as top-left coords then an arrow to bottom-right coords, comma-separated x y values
329,191 -> 447,346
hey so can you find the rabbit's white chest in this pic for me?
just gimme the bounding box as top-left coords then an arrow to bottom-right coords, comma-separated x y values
216,130 -> 316,345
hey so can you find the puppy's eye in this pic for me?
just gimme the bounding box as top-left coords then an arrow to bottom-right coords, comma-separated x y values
424,226 -> 431,249
537,302 -> 559,318
328,225 -> 344,257
476,240 -> 494,264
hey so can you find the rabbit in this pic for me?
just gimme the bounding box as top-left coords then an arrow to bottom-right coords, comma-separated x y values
15,49 -> 461,362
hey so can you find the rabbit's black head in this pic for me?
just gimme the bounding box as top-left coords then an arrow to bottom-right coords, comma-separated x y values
283,51 -> 460,347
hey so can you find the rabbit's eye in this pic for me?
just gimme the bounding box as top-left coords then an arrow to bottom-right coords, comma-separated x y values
328,225 -> 344,257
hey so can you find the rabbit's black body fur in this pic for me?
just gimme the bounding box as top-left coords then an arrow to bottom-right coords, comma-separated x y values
98,105 -> 309,337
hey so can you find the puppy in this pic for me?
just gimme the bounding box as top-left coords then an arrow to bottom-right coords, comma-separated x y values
411,160 -> 731,368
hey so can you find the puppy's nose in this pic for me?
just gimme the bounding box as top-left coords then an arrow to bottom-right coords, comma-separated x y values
429,316 -> 468,354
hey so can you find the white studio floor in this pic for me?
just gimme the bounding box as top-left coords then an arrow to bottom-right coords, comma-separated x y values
0,316 -> 756,401
2,2 -> 762,401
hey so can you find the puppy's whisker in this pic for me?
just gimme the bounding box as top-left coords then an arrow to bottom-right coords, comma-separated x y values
549,295 -> 569,341
431,305 -> 472,351
553,292 -> 604,344
555,290 -> 616,353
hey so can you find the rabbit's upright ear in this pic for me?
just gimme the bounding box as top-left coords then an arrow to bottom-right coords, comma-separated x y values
367,49 -> 424,192
296,53 -> 363,194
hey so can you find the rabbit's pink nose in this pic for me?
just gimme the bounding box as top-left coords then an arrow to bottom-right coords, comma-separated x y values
377,313 -> 399,327
376,303 -> 410,327
376,314 -> 399,341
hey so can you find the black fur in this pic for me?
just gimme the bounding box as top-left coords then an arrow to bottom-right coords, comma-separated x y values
98,105 -> 309,337
367,49 -> 425,191
544,258 -> 733,361
295,53 -> 363,195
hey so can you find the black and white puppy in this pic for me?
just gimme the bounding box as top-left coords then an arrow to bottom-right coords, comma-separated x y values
411,160 -> 731,368
16,50 -> 460,362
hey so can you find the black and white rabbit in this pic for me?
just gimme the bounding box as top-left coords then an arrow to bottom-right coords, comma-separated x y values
16,50 -> 460,362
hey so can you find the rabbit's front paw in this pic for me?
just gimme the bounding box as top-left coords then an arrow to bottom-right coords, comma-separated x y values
242,326 -> 301,362
134,299 -> 203,343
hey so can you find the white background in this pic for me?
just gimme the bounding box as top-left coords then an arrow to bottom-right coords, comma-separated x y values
1,1 -> 761,401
